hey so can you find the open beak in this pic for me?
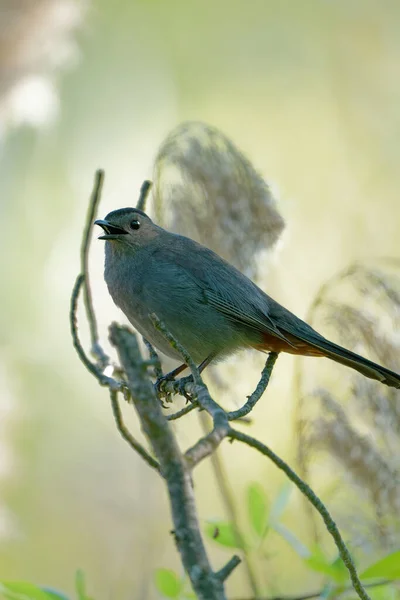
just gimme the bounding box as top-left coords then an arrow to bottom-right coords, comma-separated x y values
94,219 -> 128,240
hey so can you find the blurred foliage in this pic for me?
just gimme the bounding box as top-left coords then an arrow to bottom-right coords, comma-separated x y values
1,0 -> 400,599
0,569 -> 91,600
153,121 -> 285,280
296,260 -> 400,553
155,482 -> 400,599
204,482 -> 400,600
2,478 -> 399,600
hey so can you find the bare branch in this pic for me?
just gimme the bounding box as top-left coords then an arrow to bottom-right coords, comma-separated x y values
150,314 -> 229,467
216,555 -> 241,582
228,428 -> 371,600
136,179 -> 152,211
232,578 -> 391,600
202,415 -> 260,597
109,324 -> 227,600
69,274 -> 122,391
185,411 -> 228,468
157,351 -> 277,425
109,389 -> 160,472
142,337 -> 164,379
80,169 -> 109,367
167,402 -> 199,421
151,313 -> 203,386
227,352 -> 278,420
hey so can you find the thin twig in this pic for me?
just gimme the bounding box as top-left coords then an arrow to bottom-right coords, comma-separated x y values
151,313 -> 203,386
143,337 -> 164,379
216,555 -> 241,582
156,375 -> 258,420
228,428 -> 371,600
167,402 -> 199,421
197,350 -> 278,595
201,411 -> 261,597
81,169 -> 109,367
227,352 -> 278,420
232,578 -> 391,600
156,353 -> 277,426
136,180 -> 152,211
70,274 -> 122,391
151,315 -> 229,467
185,413 -> 229,468
110,389 -> 160,472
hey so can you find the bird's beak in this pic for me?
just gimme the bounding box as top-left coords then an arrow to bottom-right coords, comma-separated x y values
94,219 -> 128,240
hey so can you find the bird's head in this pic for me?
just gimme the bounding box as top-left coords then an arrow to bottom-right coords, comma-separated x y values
95,208 -> 159,250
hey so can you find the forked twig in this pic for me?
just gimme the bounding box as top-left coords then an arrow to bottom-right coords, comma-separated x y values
109,389 -> 160,472
227,352 -> 278,420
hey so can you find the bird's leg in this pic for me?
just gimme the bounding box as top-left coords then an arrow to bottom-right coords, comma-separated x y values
162,362 -> 188,381
158,353 -> 215,384
176,353 -> 217,402
197,353 -> 216,373
156,353 -> 216,402
154,363 -> 187,403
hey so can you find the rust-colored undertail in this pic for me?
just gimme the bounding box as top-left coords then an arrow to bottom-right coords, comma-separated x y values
256,330 -> 400,389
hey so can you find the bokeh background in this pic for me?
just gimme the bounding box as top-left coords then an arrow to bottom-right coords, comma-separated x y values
1,1 -> 400,598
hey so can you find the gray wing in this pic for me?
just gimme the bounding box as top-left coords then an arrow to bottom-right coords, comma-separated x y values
150,234 -> 295,346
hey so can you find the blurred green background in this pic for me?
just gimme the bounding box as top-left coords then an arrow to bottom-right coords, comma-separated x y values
1,1 -> 400,598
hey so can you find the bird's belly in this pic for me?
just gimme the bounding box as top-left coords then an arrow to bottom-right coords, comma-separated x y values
114,295 -> 183,360
118,296 -> 251,364
107,267 -> 256,363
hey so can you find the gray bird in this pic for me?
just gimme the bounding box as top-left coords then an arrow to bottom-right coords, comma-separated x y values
95,208 -> 400,388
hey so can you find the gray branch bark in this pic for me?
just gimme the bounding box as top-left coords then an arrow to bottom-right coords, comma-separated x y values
109,324 -> 228,600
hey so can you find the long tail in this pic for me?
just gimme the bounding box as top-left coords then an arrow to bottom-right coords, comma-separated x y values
315,338 -> 400,389
282,328 -> 400,389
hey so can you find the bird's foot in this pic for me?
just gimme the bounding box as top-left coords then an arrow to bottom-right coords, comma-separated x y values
155,373 -> 195,406
155,372 -> 175,394
154,372 -> 179,407
177,375 -> 195,404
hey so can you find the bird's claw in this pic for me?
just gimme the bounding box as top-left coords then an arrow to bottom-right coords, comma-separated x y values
155,373 -> 175,393
155,373 -> 176,407
177,375 -> 194,403
155,373 -> 195,406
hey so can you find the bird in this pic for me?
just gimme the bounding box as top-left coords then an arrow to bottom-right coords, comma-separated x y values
95,208 -> 400,389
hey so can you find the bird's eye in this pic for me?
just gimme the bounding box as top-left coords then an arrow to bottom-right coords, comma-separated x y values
130,219 -> 141,230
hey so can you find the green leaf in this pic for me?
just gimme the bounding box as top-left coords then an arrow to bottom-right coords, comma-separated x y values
360,550 -> 400,580
272,522 -> 310,558
154,569 -> 182,598
40,589 -> 70,600
305,548 -> 348,584
74,571 -> 92,600
204,521 -> 243,549
318,582 -> 340,600
269,483 -> 292,523
330,555 -> 349,583
367,582 -> 398,600
0,581 -> 56,600
247,483 -> 269,538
